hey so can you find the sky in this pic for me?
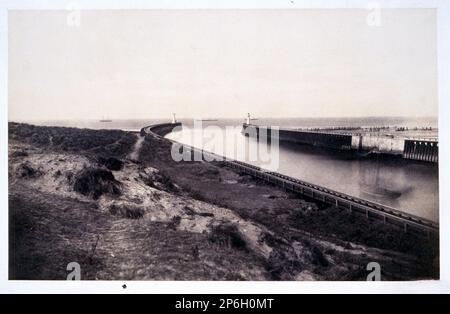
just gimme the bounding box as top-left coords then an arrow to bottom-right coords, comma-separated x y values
8,9 -> 437,121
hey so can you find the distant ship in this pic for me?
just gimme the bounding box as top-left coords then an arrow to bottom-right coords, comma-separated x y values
99,116 -> 112,123
194,119 -> 218,122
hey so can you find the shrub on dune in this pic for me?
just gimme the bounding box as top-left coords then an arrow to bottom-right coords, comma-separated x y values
73,167 -> 122,199
109,203 -> 144,219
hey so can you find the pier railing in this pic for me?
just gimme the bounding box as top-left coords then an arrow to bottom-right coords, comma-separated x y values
142,123 -> 439,237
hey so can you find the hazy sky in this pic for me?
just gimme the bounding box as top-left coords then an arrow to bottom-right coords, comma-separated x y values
9,9 -> 437,120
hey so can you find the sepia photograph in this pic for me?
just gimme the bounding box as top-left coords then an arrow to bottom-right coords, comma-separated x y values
1,0 -> 450,296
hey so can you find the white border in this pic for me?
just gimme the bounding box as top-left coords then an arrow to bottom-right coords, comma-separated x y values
1,0 -> 449,294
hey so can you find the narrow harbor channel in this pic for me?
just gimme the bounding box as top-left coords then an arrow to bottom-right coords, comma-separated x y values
166,123 -> 439,223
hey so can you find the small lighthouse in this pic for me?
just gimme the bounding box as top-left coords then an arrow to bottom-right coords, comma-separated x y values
246,113 -> 251,125
172,113 -> 177,124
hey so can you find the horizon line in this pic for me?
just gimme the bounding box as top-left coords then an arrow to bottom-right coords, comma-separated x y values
8,115 -> 439,122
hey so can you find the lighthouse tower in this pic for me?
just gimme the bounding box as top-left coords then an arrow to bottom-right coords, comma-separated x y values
172,113 -> 177,124
246,113 -> 251,125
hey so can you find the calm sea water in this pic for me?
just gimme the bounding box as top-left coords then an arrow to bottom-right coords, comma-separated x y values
23,117 -> 439,222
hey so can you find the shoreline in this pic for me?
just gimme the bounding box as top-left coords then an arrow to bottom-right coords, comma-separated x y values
8,122 -> 439,280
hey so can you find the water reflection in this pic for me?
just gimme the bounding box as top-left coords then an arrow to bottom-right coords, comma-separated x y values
358,157 -> 411,207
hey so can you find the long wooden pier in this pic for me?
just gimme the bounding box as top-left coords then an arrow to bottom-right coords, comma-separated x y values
242,123 -> 439,163
142,123 -> 439,237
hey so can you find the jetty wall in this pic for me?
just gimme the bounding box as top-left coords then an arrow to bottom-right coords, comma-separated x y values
404,139 -> 438,163
243,123 -> 438,163
351,135 -> 405,154
243,124 -> 353,151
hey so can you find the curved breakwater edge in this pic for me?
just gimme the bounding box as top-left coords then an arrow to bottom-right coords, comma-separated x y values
143,123 -> 439,237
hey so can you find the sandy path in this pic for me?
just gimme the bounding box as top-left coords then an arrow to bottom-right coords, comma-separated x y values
128,134 -> 145,161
